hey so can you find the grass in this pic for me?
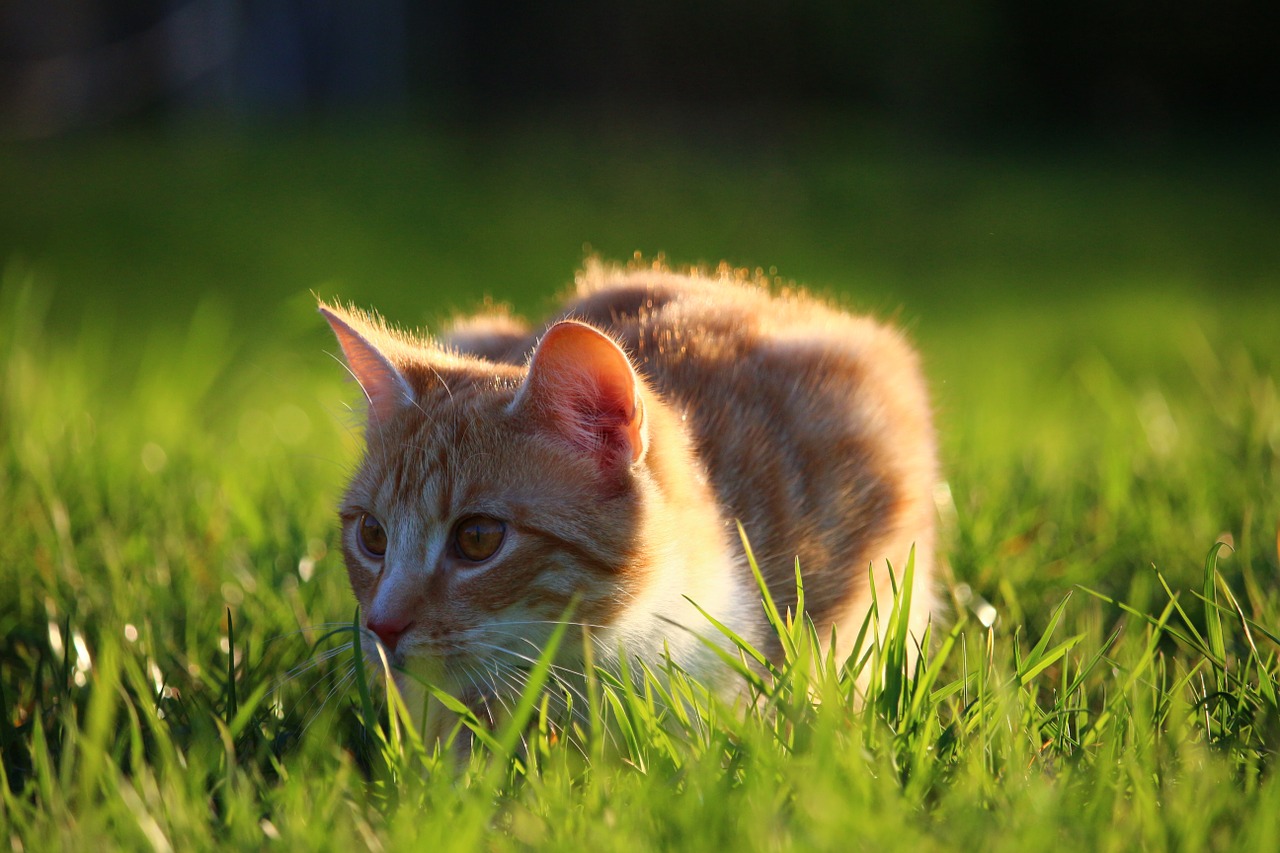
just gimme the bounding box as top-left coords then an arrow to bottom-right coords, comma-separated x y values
2,119 -> 1279,849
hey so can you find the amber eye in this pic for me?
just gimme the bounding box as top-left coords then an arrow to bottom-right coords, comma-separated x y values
357,512 -> 387,558
454,516 -> 505,562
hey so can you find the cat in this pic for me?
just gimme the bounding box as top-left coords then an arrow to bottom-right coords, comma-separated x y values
321,259 -> 937,742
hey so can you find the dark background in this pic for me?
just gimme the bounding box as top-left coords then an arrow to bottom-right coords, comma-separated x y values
3,0 -> 1276,139
1,1 -> 1276,349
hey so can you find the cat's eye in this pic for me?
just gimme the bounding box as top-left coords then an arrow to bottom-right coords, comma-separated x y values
454,516 -> 505,562
357,512 -> 387,558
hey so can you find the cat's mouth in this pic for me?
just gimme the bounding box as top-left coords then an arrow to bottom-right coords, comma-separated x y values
366,633 -> 552,708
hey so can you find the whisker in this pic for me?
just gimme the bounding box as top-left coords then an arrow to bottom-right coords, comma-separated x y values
298,666 -> 358,740
466,641 -> 591,689
271,622 -> 361,635
275,644 -> 353,683
478,653 -> 593,735
469,627 -> 612,667
268,644 -> 360,730
473,619 -> 610,632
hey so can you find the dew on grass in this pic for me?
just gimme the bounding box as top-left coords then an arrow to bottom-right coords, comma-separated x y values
47,620 -> 64,658
149,660 -> 164,693
955,583 -> 1000,628
975,600 -> 999,629
218,637 -> 244,667
124,623 -> 139,642
72,628 -> 92,685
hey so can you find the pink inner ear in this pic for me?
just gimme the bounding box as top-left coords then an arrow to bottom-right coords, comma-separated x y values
523,322 -> 645,466
320,306 -> 413,423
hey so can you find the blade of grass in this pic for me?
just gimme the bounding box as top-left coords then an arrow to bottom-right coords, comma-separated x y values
348,607 -> 379,739
738,521 -> 796,662
492,602 -> 574,763
225,608 -> 238,726
1203,542 -> 1229,689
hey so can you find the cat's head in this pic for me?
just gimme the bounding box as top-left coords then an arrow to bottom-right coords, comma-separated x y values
320,302 -> 651,706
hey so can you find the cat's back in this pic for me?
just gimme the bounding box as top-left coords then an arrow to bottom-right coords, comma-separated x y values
562,265 -> 937,634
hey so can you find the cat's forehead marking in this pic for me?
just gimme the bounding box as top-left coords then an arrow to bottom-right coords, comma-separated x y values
374,377 -> 516,522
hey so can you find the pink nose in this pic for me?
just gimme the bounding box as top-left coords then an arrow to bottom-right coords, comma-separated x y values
367,614 -> 412,653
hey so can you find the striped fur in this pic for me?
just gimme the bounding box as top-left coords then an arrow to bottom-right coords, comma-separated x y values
322,260 -> 937,739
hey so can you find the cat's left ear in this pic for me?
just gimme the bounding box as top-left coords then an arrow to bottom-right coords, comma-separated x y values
516,321 -> 646,468
320,304 -> 414,423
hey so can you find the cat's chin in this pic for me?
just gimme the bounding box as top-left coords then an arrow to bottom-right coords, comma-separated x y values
383,658 -> 526,750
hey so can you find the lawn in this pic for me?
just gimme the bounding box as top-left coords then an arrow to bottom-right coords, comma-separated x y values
2,118 -> 1278,849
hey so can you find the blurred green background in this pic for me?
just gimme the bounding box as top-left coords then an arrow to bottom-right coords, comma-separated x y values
2,2 -> 1278,614
3,1 -> 1276,333
3,9 -> 1280,846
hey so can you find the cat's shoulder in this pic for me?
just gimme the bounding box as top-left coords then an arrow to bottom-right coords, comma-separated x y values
564,258 -> 807,326
566,259 -> 915,365
573,256 -> 766,294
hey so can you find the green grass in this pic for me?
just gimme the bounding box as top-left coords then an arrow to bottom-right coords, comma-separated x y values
2,121 -> 1279,849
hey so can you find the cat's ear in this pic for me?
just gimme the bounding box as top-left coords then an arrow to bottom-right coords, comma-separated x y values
320,304 -> 414,423
516,321 -> 646,467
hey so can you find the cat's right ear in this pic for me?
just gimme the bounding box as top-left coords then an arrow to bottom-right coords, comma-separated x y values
320,304 -> 414,423
515,321 -> 647,470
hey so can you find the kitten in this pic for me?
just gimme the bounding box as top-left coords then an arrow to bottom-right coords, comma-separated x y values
321,260 -> 937,740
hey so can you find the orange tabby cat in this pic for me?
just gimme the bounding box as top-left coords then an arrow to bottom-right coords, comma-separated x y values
321,260 -> 937,738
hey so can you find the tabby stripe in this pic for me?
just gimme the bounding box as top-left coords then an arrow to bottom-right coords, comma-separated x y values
521,526 -> 625,578
432,442 -> 453,517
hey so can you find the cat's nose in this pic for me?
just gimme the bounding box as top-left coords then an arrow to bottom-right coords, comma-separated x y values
367,614 -> 412,653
